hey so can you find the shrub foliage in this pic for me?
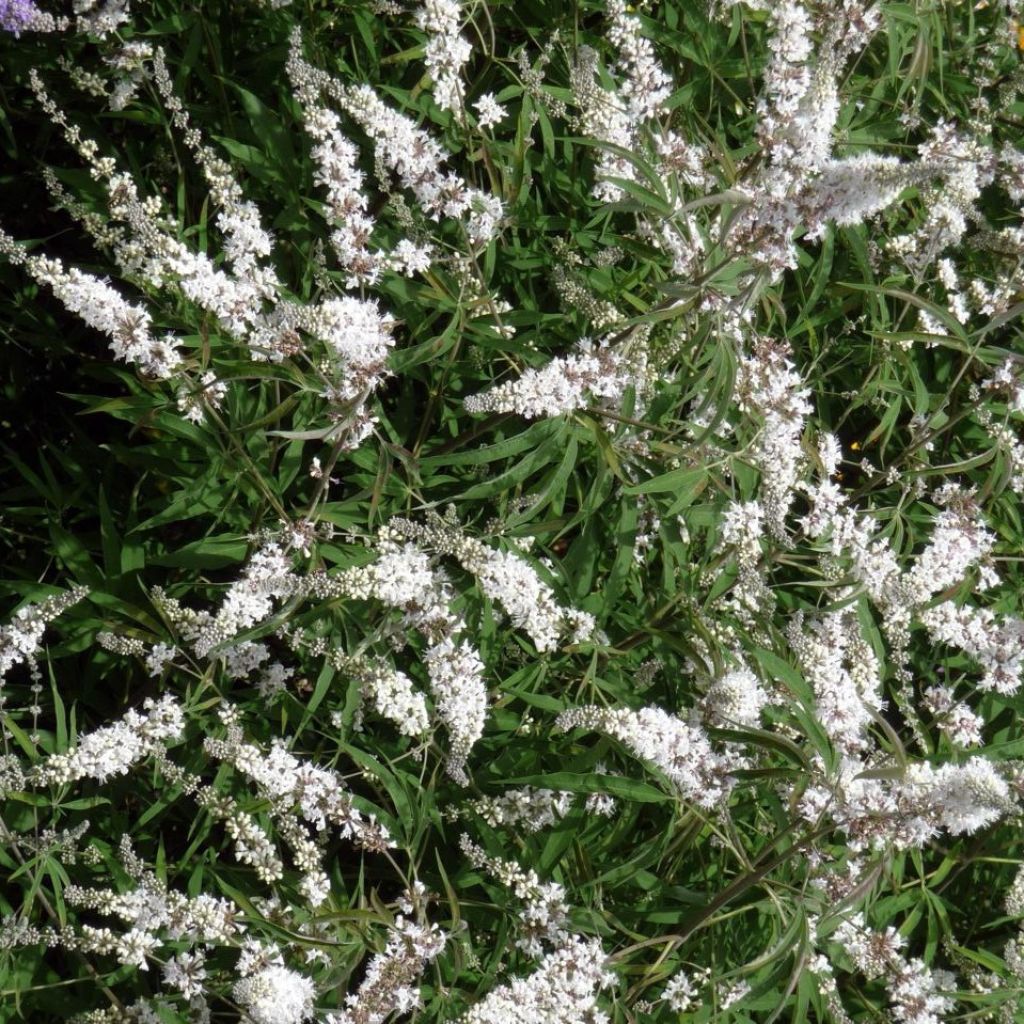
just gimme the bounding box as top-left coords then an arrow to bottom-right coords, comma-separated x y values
2,1 -> 1024,1022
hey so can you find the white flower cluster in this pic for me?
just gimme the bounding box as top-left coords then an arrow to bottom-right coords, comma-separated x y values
450,535 -> 594,653
105,704 -> 389,900
311,536 -> 488,779
0,229 -> 181,379
571,0 -> 670,203
773,448 -> 1011,720
194,787 -> 285,886
1006,865 -> 1024,923
460,835 -> 571,957
555,704 -> 736,809
735,336 -> 813,537
474,92 -> 505,129
233,961 -> 315,1024
721,3 -> 992,279
28,68 -> 284,358
840,521 -> 920,621
360,541 -> 436,606
467,783 -> 615,826
106,169 -> 276,354
302,103 -> 378,284
173,542 -> 296,659
294,96 -> 431,287
662,967 -> 709,1013
258,659 -> 294,700
796,434 -> 845,538
417,0 -> 471,113
326,916 -> 446,1024
754,0 -> 814,160
570,2 -> 704,276
204,709 -> 393,845
331,518 -> 597,773
162,950 -> 207,1000
0,586 -> 88,686
891,120 -> 994,275
921,685 -> 984,748
28,110 -> 261,411
457,935 -> 614,1024
60,840 -> 240,978
31,696 -> 184,786
801,153 -> 923,242
605,0 -> 672,121
983,358 -> 1024,414
469,787 -> 574,833
464,339 -> 641,420
218,640 -> 270,681
920,602 -> 1024,696
75,0 -> 132,37
8,53 -> 423,453
832,914 -> 955,1024
421,637 -> 486,779
297,296 -> 395,403
103,40 -> 153,111
800,755 -> 1015,851
345,87 -> 502,244
176,370 -> 228,424
719,500 -> 765,561
903,489 -> 995,606
356,660 -> 431,738
787,610 -> 882,755
151,49 -> 279,292
66,877 -> 241,948
705,667 -> 770,729
287,32 -> 503,244
899,758 -> 1013,836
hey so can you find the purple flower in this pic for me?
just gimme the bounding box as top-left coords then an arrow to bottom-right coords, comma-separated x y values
0,0 -> 41,36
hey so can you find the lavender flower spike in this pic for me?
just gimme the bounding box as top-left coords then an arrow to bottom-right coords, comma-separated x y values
0,0 -> 41,36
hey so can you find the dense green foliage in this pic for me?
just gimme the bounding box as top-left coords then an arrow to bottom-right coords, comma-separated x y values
2,1 -> 1024,1022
